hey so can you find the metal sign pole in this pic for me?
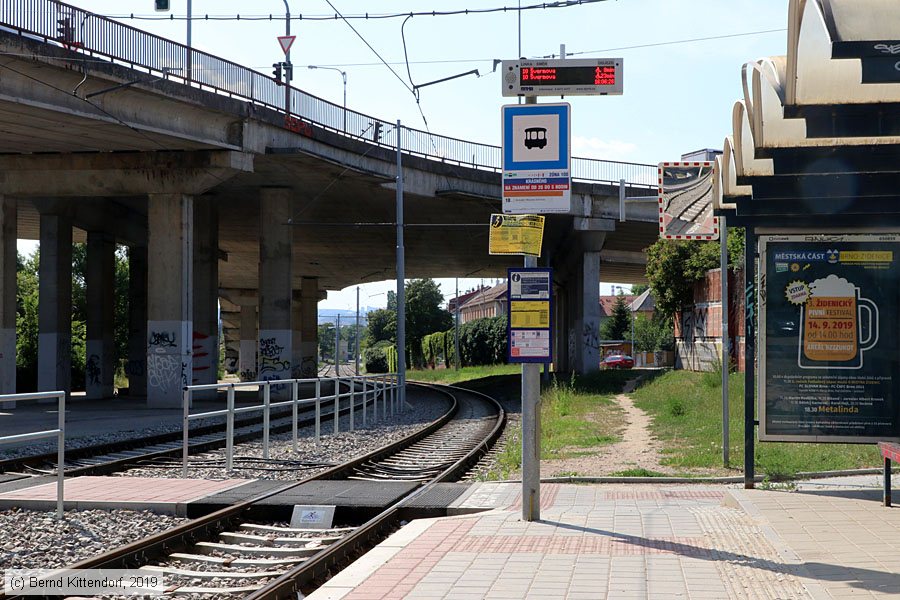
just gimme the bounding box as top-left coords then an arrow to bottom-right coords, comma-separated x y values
355,286 -> 360,376
744,228 -> 757,488
721,216 -> 730,467
520,95 -> 541,522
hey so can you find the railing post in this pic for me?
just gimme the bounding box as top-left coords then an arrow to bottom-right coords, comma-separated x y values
361,376 -> 367,426
315,377 -> 321,448
182,387 -> 190,477
333,377 -> 340,435
56,391 -> 65,520
390,373 -> 395,415
372,376 -> 377,422
263,381 -> 271,460
226,385 -> 235,472
349,377 -> 355,432
292,379 -> 299,452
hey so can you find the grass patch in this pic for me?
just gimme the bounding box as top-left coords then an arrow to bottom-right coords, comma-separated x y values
539,373 -> 627,460
610,468 -> 668,478
406,364 -> 520,385
630,370 -> 882,478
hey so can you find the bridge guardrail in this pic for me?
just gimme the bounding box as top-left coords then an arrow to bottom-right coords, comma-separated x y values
2,0 -> 656,188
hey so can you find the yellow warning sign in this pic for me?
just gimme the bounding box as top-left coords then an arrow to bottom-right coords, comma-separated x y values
510,300 -> 551,328
488,214 -> 545,256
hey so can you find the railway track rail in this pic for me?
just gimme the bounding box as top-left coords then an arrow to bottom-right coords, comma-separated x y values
0,379 -> 370,480
2,383 -> 504,599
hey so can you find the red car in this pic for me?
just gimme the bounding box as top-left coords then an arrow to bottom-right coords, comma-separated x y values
601,354 -> 634,369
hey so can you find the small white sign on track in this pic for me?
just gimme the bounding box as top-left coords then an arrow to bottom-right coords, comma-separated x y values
290,504 -> 336,529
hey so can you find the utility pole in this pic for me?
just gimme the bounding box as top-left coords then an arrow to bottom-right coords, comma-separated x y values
334,314 -> 340,377
454,278 -> 460,370
396,120 -> 406,410
355,287 -> 360,376
282,1 -> 291,118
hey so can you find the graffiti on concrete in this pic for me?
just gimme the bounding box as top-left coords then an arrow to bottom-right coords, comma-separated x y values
86,354 -> 101,385
149,330 -> 177,349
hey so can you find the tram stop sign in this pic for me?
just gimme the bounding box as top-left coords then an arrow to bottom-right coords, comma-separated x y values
501,103 -> 571,215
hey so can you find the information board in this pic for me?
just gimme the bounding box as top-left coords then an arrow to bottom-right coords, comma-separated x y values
507,268 -> 553,363
501,58 -> 623,97
759,234 -> 900,443
488,214 -> 545,256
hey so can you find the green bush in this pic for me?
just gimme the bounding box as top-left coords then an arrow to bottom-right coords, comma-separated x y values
458,316 -> 507,366
363,341 -> 392,373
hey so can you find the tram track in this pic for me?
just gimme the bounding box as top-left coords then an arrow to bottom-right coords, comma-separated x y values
1,383 -> 504,599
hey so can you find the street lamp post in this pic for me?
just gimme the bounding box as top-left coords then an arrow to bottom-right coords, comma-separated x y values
307,65 -> 348,133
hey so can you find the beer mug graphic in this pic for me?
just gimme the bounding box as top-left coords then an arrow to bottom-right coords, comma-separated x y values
798,275 -> 879,369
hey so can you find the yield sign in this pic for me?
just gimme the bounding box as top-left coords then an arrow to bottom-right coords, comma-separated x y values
277,35 -> 296,55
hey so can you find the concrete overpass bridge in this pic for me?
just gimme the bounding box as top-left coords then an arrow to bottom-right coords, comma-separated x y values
0,1 -> 659,406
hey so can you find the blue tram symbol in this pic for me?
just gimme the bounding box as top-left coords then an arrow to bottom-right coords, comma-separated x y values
524,127 -> 547,149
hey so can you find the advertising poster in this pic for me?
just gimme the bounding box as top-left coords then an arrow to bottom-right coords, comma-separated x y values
760,234 -> 900,442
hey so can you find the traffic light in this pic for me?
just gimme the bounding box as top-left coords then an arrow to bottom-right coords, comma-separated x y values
154,0 -> 170,10
283,62 -> 293,82
56,17 -> 73,43
272,62 -> 283,85
373,121 -> 382,142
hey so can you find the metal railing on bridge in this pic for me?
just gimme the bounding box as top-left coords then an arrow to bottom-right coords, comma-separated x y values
1,0 -> 657,188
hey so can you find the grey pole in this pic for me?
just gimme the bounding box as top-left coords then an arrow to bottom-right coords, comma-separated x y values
522,258 -> 541,522
721,216 -> 730,467
454,277 -> 460,370
521,96 -> 541,522
186,0 -> 192,81
355,286 -> 361,376
396,120 -> 407,410
282,1 -> 291,117
335,314 -> 340,377
342,71 -> 347,133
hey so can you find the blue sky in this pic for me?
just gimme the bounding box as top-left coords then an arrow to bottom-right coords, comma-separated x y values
25,0 -> 791,309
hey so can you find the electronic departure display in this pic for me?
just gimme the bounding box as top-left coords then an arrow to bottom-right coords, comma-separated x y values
502,58 -> 623,97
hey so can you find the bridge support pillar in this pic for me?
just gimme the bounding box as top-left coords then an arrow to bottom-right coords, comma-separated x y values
85,232 -> 116,399
223,330 -> 239,375
298,277 -> 319,378
147,193 -> 193,408
0,196 -> 15,399
570,251 -> 602,375
127,245 -> 148,398
192,197 -> 219,398
258,188 -> 293,397
239,306 -> 257,381
38,212 -> 73,397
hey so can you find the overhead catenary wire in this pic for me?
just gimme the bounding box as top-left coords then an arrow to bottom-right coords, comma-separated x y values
97,0 -> 610,22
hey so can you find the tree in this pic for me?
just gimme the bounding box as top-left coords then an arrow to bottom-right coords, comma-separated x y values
633,313 -> 674,352
645,228 -> 745,319
600,295 -> 631,340
365,308 -> 396,345
631,283 -> 649,295
317,323 -> 335,360
405,279 -> 453,367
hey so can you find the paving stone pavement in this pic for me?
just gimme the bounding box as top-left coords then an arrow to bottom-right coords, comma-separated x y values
312,482 -> 889,599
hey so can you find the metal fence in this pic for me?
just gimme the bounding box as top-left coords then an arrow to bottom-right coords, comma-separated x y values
1,0 -> 657,187
0,390 -> 65,519
181,375 -> 397,477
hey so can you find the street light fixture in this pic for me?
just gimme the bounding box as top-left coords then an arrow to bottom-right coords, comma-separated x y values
307,65 -> 348,133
